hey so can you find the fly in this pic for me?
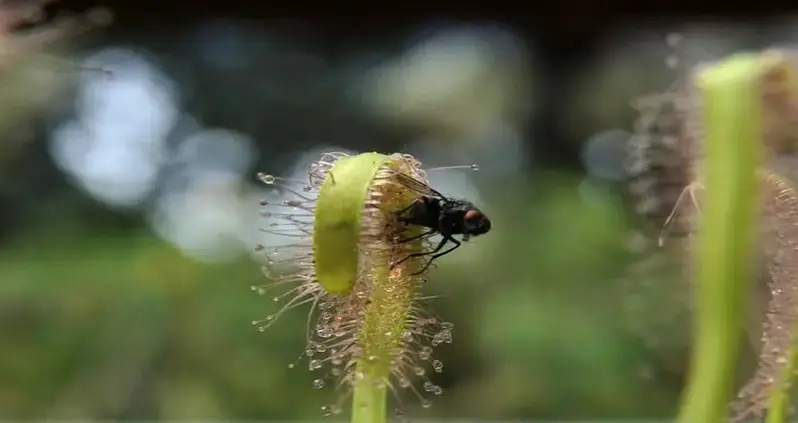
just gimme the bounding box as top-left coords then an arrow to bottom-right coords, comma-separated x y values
390,171 -> 491,275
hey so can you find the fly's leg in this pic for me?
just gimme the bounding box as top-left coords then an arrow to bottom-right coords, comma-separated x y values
658,180 -> 704,247
391,234 -> 450,270
412,236 -> 462,275
397,228 -> 436,244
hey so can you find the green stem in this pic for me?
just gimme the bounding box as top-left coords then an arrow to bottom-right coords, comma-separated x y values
676,54 -> 763,423
351,361 -> 389,423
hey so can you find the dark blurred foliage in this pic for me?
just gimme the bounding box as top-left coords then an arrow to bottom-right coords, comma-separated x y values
1,0 -> 798,421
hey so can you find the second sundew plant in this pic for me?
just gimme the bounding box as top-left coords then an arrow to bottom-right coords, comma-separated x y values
628,48 -> 798,422
252,152 -> 458,423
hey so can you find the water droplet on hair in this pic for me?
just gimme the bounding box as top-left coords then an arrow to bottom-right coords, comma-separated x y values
287,363 -> 295,369
413,366 -> 425,376
419,346 -> 432,360
259,173 -> 276,184
272,296 -> 280,302
309,359 -> 322,370
421,399 -> 433,409
312,378 -> 325,389
321,405 -> 332,417
317,327 -> 333,338
423,381 -> 435,391
432,359 -> 444,373
470,164 -> 479,171
432,386 -> 443,395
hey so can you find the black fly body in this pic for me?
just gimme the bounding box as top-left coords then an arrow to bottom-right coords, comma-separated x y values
390,171 -> 491,275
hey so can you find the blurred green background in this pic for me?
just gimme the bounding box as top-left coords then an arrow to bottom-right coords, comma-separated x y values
2,1 -> 797,420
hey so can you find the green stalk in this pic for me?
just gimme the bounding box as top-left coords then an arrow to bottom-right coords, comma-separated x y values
351,353 -> 389,423
351,262 -> 391,423
676,54 -> 764,423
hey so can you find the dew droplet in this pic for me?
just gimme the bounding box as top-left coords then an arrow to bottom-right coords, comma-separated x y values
419,346 -> 433,360
413,366 -> 425,376
321,405 -> 332,417
287,363 -> 295,369
470,163 -> 479,171
313,378 -> 325,389
432,359 -> 444,373
421,399 -> 433,409
309,359 -> 322,370
259,173 -> 276,184
423,381 -> 435,391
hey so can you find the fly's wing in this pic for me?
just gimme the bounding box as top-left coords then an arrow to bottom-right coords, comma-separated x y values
392,170 -> 447,200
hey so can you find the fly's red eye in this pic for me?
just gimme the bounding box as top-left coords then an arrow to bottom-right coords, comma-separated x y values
464,209 -> 481,221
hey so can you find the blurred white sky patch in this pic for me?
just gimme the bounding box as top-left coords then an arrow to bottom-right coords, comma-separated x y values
48,46 -> 263,263
49,47 -> 179,208
352,23 -> 534,141
148,127 -> 258,263
149,171 -> 254,263
581,129 -> 629,182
